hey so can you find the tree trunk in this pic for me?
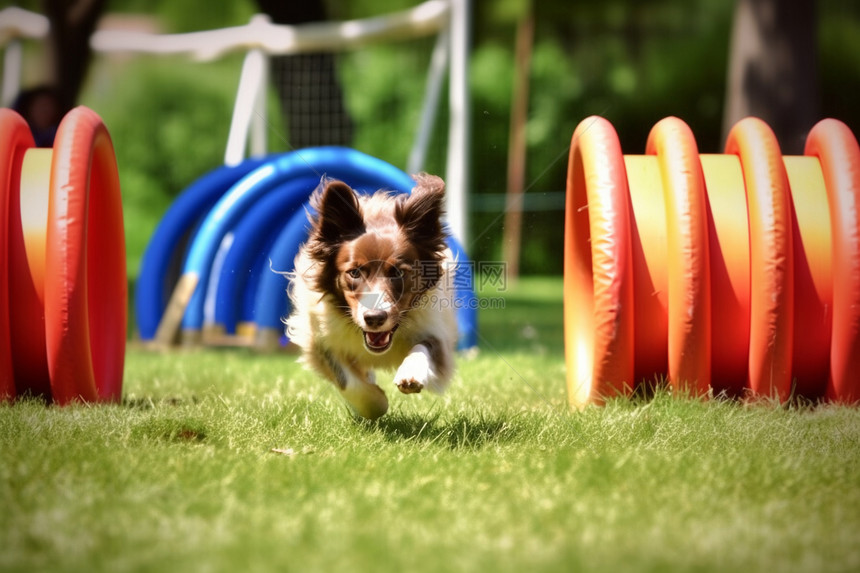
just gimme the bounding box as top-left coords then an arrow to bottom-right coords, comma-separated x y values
501,10 -> 534,283
43,0 -> 107,115
722,0 -> 819,154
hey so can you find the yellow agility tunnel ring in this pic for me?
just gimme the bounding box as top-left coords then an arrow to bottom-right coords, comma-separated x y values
564,116 -> 860,407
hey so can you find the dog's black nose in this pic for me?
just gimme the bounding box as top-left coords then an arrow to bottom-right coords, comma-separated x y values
363,309 -> 388,329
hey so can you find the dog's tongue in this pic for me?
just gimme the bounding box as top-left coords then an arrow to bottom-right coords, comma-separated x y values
365,331 -> 391,348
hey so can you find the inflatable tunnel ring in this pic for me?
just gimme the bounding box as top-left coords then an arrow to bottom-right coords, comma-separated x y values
724,118 -> 795,401
564,116 -> 635,407
0,109 -> 33,400
804,119 -> 860,403
2,106 -> 126,404
645,117 -> 711,395
565,115 -> 860,407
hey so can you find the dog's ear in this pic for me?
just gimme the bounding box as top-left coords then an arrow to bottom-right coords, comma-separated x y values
396,173 -> 447,254
308,178 -> 365,260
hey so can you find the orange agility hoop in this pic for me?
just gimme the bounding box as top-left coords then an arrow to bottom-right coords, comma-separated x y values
564,116 -> 635,406
645,117 -> 711,395
565,115 -> 860,407
724,118 -> 795,401
805,119 -> 860,403
2,106 -> 126,404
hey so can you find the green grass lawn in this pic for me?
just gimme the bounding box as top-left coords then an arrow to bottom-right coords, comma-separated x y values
2,277 -> 859,573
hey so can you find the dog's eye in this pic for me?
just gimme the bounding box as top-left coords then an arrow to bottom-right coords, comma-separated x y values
346,268 -> 362,279
389,266 -> 406,279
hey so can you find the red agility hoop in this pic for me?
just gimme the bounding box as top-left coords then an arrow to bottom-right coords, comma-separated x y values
0,109 -> 35,400
3,106 -> 126,404
45,107 -> 127,403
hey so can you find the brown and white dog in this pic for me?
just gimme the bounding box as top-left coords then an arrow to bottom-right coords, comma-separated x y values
285,174 -> 458,419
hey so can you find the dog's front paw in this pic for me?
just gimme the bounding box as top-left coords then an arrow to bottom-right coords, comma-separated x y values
396,377 -> 424,394
394,349 -> 433,394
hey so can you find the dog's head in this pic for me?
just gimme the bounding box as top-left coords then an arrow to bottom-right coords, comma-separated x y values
305,174 -> 447,354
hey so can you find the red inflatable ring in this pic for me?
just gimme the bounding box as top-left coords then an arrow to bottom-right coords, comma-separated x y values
3,106 -> 126,404
0,109 -> 34,400
45,107 -> 127,403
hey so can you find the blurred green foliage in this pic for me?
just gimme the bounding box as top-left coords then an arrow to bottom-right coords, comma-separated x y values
54,0 -> 856,277
85,56 -> 246,276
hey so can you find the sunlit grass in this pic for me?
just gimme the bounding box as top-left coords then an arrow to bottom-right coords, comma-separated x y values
2,278 -> 859,573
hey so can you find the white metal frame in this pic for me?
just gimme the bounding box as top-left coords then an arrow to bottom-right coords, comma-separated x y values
0,7 -> 49,107
0,0 -> 470,243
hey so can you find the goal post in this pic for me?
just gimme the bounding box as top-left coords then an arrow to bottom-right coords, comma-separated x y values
92,0 -> 471,243
0,0 -> 471,245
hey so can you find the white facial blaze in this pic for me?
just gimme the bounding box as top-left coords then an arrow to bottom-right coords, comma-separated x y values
358,290 -> 392,316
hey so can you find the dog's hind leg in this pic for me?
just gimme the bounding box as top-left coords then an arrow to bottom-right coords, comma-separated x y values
309,348 -> 389,419
340,368 -> 389,420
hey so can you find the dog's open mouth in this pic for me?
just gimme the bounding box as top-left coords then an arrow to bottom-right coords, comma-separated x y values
363,329 -> 395,353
